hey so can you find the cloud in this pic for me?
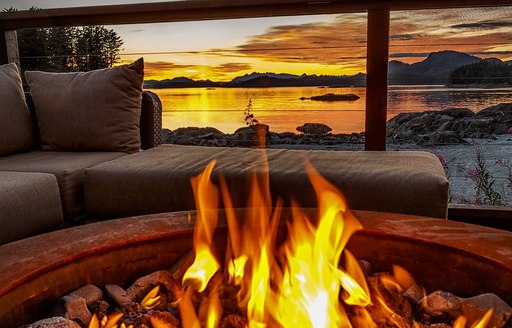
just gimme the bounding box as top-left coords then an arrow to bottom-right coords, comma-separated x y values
211,63 -> 252,73
234,14 -> 368,66
389,34 -> 422,41
451,21 -> 512,29
144,61 -> 194,71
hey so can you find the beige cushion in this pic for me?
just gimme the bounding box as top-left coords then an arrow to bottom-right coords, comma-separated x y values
0,171 -> 63,245
0,151 -> 127,216
85,145 -> 449,219
0,63 -> 34,155
25,58 -> 144,153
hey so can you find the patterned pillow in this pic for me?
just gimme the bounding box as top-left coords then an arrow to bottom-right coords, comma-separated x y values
0,63 -> 34,155
25,58 -> 144,153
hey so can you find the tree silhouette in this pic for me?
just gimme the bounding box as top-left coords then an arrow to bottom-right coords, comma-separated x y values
2,7 -> 124,73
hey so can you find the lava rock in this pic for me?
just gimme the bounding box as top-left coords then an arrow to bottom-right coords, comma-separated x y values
27,317 -> 81,328
105,284 -> 133,307
126,270 -> 181,303
146,310 -> 180,328
219,314 -> 249,328
420,291 -> 461,317
460,293 -> 512,328
61,294 -> 92,326
69,284 -> 103,306
404,283 -> 425,304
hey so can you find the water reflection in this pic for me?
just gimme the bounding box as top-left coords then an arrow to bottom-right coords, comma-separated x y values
152,85 -> 512,133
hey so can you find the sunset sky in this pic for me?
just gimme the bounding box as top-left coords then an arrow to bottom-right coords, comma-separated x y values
2,0 -> 512,81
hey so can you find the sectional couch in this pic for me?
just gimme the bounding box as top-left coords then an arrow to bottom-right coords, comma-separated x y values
0,60 -> 450,245
0,60 -> 162,244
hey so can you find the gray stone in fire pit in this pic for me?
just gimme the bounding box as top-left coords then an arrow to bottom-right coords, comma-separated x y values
27,316 -> 81,328
461,293 -> 512,328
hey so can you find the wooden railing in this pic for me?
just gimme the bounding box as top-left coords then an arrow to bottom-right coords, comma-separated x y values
2,0 -> 512,151
1,0 -> 512,224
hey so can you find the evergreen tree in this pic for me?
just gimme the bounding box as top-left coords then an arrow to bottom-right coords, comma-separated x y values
2,7 -> 123,73
449,59 -> 512,85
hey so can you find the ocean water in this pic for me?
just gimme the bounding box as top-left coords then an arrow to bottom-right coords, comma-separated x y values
149,85 -> 512,134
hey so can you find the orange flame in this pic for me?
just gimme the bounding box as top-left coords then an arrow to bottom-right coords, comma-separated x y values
471,309 -> 493,328
182,161 -> 220,292
177,159 -> 416,328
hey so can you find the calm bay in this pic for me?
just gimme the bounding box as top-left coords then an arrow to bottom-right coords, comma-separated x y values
150,85 -> 512,134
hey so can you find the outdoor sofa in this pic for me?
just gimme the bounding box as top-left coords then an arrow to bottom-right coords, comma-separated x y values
0,59 -> 449,245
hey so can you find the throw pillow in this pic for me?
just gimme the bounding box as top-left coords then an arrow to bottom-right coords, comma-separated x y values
0,63 -> 34,155
25,58 -> 144,153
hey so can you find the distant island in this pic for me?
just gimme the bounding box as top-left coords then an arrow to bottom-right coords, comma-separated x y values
300,93 -> 360,101
143,50 -> 512,89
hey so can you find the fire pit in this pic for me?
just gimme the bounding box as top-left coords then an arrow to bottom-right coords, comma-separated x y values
1,162 -> 511,327
0,209 -> 511,327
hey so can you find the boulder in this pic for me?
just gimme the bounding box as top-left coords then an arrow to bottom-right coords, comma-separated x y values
296,123 -> 332,136
387,103 -> 512,144
442,107 -> 475,119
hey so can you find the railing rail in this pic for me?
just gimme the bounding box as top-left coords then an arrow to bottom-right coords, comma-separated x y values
2,0 -> 512,30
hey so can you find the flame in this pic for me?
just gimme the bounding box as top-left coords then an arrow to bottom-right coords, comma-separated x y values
454,316 -> 468,328
471,309 -> 493,328
178,158 -> 468,328
392,264 -> 415,290
140,285 -> 161,309
340,250 -> 371,306
182,160 -> 220,292
352,308 -> 378,328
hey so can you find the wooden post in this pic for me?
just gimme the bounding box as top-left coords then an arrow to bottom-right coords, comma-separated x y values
5,31 -> 19,66
0,30 -> 7,65
365,9 -> 390,151
0,30 -> 19,66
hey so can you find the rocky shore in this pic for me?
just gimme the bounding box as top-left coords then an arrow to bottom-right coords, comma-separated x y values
387,103 -> 512,145
162,103 -> 512,206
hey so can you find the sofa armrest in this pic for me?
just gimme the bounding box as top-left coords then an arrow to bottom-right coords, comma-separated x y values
141,90 -> 163,150
24,90 -> 163,150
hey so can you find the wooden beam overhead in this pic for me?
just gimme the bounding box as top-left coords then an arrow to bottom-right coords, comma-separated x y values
1,0 -> 512,30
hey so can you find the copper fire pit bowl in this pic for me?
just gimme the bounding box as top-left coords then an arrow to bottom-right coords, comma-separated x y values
0,209 -> 511,327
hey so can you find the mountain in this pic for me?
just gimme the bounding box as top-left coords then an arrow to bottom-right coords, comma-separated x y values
231,72 -> 301,84
228,73 -> 366,88
143,50 -> 505,88
388,50 -> 481,85
144,77 -> 219,88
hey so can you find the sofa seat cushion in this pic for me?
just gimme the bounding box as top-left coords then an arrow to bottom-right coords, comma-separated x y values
0,151 -> 127,217
0,63 -> 34,156
84,145 -> 449,219
0,171 -> 63,245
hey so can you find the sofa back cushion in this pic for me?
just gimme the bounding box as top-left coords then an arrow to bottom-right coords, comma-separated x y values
0,63 -> 34,155
25,58 -> 144,153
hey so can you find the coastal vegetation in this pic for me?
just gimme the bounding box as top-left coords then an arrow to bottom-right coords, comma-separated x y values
3,7 -> 123,74
449,59 -> 512,86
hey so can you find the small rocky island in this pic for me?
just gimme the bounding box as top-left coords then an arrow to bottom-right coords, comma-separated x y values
300,93 -> 360,101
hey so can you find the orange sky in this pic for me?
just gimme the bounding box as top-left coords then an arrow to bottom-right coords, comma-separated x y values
114,7 -> 512,82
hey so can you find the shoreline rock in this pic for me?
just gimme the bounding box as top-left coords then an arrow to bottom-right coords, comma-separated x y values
387,103 -> 512,145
